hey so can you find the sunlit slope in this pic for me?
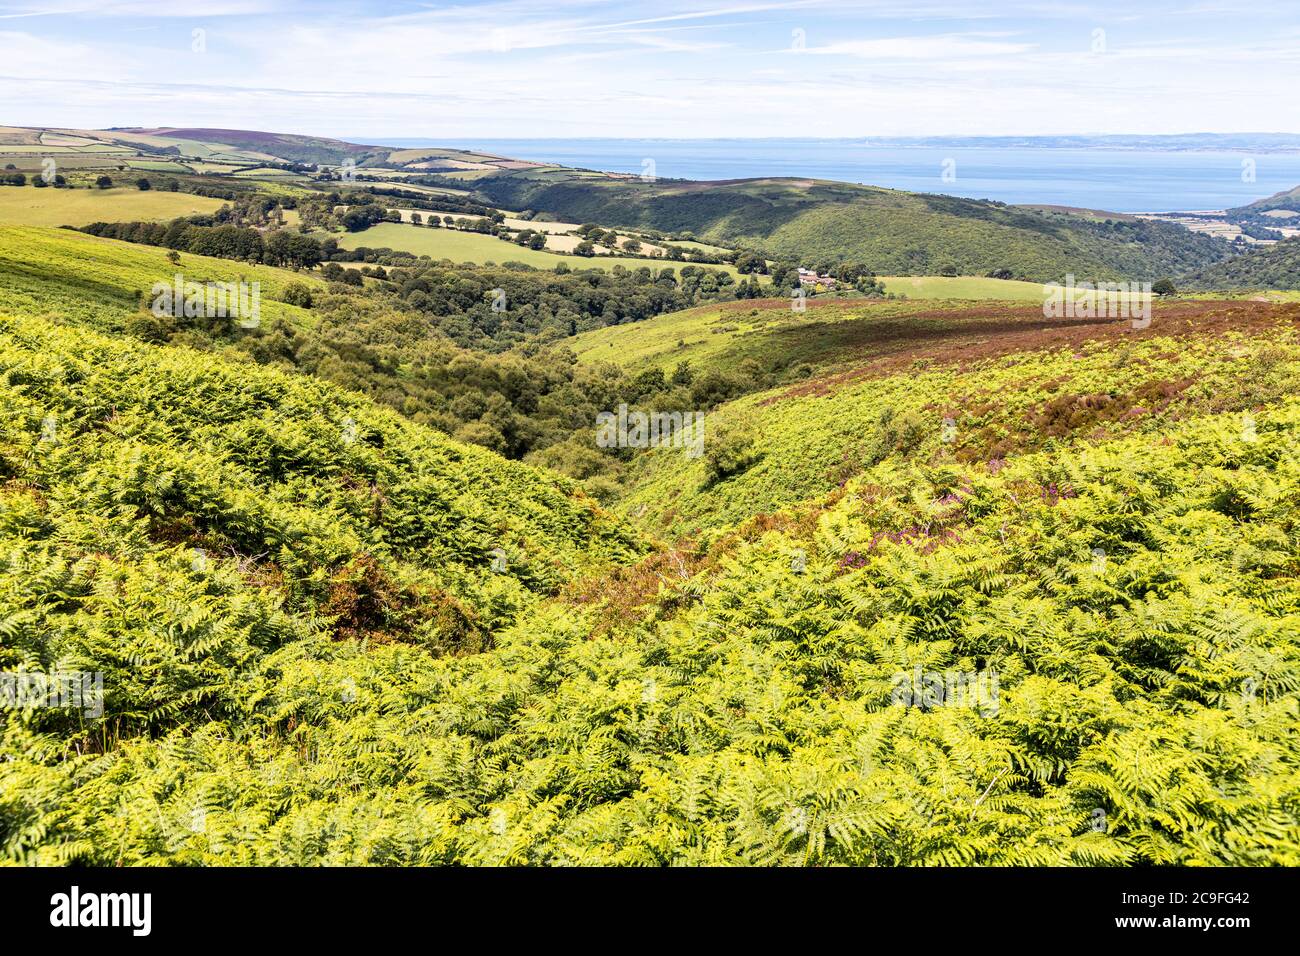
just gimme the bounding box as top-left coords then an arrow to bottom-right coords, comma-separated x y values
6,381 -> 1298,865
568,292 -> 1163,381
0,225 -> 322,333
475,171 -> 1232,282
613,301 -> 1300,538
569,299 -> 974,375
0,313 -> 642,653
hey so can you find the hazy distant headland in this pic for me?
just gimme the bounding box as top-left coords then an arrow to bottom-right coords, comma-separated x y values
369,134 -> 1300,212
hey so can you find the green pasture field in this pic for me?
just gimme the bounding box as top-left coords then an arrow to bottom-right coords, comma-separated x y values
334,221 -> 747,277
0,185 -> 227,227
880,275 -> 1046,300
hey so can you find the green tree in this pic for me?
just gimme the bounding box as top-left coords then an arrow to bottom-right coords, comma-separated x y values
280,282 -> 314,309
702,416 -> 759,484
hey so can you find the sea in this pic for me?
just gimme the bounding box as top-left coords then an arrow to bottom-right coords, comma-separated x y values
371,138 -> 1300,214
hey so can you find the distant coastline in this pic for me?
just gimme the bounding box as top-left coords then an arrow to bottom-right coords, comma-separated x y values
374,133 -> 1300,153
363,137 -> 1300,213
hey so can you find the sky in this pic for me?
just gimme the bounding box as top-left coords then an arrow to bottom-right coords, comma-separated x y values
0,0 -> 1297,140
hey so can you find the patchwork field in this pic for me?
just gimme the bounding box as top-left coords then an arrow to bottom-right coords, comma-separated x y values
335,221 -> 746,276
880,275 -> 1046,300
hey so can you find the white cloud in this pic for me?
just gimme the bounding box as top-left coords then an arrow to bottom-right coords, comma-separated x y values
794,33 -> 1036,58
0,0 -> 1295,137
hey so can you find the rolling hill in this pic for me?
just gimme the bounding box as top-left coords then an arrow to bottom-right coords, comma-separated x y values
5,290 -> 1298,866
1230,183 -> 1300,217
113,128 -> 384,167
5,125 -> 1269,295
332,220 -> 747,277
3,124 -> 1300,869
469,170 -> 1234,283
0,225 -> 324,335
1181,236 -> 1300,290
610,298 -> 1300,537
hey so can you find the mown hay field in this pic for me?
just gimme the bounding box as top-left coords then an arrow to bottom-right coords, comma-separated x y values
0,185 -> 226,227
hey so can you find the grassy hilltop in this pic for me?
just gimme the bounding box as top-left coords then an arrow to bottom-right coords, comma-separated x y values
470,170 -> 1232,283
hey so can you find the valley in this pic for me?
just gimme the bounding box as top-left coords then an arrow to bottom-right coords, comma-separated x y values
1,122 -> 1299,871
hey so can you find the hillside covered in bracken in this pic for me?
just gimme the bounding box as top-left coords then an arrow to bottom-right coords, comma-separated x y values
3,218 -> 1298,864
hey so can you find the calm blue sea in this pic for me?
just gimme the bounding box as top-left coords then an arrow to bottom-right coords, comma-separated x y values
373,138 -> 1300,213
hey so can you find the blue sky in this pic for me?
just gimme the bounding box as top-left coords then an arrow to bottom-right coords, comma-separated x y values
0,0 -> 1296,139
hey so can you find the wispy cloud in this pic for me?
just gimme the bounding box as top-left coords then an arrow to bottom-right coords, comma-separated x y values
792,33 -> 1036,58
0,0 -> 1294,137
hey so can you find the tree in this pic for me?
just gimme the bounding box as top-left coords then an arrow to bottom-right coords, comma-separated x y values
702,417 -> 759,484
95,175 -> 113,189
136,178 -> 152,191
1152,278 -> 1177,297
280,282 -> 314,309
